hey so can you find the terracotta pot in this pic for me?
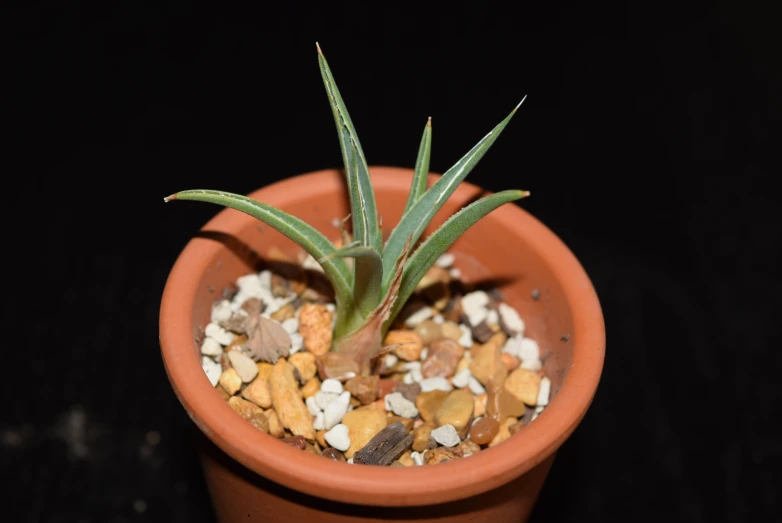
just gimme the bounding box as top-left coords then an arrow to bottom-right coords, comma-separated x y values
159,166 -> 605,522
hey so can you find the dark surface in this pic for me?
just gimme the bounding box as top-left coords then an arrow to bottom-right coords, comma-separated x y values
2,2 -> 779,522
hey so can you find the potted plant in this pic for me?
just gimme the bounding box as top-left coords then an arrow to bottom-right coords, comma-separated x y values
159,44 -> 605,523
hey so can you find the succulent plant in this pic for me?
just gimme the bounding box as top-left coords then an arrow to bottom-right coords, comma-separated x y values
164,43 -> 529,375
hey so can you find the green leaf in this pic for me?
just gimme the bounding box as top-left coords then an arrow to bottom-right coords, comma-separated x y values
321,243 -> 383,319
317,43 -> 382,252
402,117 -> 432,214
387,190 -> 529,325
164,189 -> 357,331
382,98 -> 526,290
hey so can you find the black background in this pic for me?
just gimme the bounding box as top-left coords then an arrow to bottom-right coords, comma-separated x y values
3,2 -> 780,522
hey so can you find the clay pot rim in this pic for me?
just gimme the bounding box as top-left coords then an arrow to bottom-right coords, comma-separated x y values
159,166 -> 605,507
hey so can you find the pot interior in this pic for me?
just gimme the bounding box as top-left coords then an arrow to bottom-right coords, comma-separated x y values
188,171 -> 573,396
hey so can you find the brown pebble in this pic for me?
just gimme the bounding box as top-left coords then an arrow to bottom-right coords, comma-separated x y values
454,440 -> 481,457
270,302 -> 295,322
422,339 -> 463,378
414,320 -> 443,345
316,352 -> 360,381
440,321 -> 463,341
321,447 -> 346,461
424,447 -> 461,464
474,393 -> 488,417
377,379 -> 398,399
470,417 -> 500,445
396,450 -> 415,467
471,321 -> 495,343
301,377 -> 321,398
434,389 -> 474,437
508,421 -> 526,435
289,352 -> 317,382
298,303 -> 333,356
412,422 -> 436,452
228,396 -> 270,433
384,330 -> 423,361
316,430 -> 328,448
345,375 -> 379,405
282,435 -> 307,450
393,382 -> 421,403
501,352 -> 520,371
264,409 -> 285,438
415,390 -> 449,422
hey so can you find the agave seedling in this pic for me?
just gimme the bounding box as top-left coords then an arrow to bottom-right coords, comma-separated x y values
164,44 -> 529,375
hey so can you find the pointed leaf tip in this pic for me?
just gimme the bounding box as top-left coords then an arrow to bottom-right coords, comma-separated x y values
513,95 -> 528,112
427,116 -> 432,126
163,194 -> 176,202
316,42 -> 322,54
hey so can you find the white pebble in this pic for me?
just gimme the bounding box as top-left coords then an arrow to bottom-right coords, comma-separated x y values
324,424 -> 350,451
449,268 -> 462,279
405,361 -> 421,371
461,291 -> 489,317
402,372 -> 415,385
419,348 -> 428,361
467,307 -> 488,327
537,377 -> 551,407
313,411 -> 325,430
411,451 -> 424,466
336,390 -> 351,405
486,309 -> 499,326
451,368 -> 471,388
210,299 -> 232,323
320,378 -> 344,394
498,303 -> 525,335
281,318 -> 299,335
433,314 -> 444,324
204,323 -> 234,346
258,270 -> 273,289
236,273 -> 263,295
431,424 -> 460,447
502,334 -> 523,358
519,337 -> 540,362
323,397 -> 350,429
419,377 -> 453,392
384,392 -> 419,418
314,391 -> 339,410
306,396 -> 321,416
435,253 -> 455,268
226,350 -> 258,383
521,358 -> 542,371
468,376 -> 486,395
347,457 -> 354,464
201,356 -> 222,386
325,303 -> 336,313
404,306 -> 434,328
289,333 -> 303,354
458,324 -> 474,348
383,353 -> 398,368
531,405 -> 545,422
200,337 -> 223,357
